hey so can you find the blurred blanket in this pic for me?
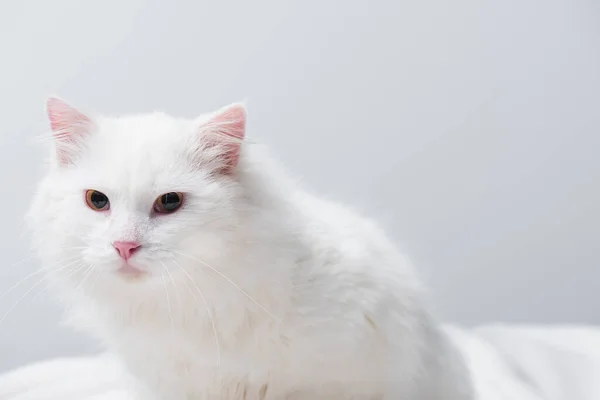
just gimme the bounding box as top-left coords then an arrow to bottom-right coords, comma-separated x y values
1,324 -> 599,400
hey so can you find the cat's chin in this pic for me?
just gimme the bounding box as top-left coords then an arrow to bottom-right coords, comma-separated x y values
115,264 -> 146,281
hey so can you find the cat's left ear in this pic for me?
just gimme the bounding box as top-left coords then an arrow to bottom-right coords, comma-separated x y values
45,96 -> 93,165
197,103 -> 246,174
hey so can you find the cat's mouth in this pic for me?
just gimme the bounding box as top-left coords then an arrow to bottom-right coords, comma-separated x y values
116,263 -> 145,278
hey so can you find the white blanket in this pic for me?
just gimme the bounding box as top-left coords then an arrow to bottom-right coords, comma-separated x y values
1,325 -> 599,400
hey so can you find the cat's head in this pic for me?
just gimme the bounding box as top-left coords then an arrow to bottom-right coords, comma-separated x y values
28,97 -> 261,299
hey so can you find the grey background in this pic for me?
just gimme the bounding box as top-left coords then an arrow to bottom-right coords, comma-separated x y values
0,0 -> 598,372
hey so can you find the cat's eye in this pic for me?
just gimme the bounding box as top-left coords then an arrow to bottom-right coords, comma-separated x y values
153,192 -> 183,214
85,190 -> 110,211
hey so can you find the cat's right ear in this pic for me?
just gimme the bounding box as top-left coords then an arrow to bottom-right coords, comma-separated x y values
45,96 -> 92,165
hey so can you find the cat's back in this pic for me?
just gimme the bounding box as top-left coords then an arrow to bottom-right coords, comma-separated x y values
280,191 -> 444,397
288,190 -> 424,330
293,190 -> 416,279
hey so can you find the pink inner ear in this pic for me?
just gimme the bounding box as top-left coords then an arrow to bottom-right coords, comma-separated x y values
211,105 -> 246,139
202,104 -> 246,173
45,97 -> 91,164
46,97 -> 90,139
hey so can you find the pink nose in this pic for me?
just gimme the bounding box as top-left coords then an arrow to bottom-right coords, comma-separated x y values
112,241 -> 141,261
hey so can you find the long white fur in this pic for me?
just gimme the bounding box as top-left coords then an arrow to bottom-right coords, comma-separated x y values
27,99 -> 473,399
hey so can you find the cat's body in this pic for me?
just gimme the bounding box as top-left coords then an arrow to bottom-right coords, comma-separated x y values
28,98 -> 472,399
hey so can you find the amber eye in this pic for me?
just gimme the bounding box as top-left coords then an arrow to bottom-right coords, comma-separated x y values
153,192 -> 183,214
85,190 -> 110,211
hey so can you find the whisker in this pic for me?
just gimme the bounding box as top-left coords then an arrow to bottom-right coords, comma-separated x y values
28,262 -> 89,303
74,264 -> 96,294
161,261 -> 182,310
0,279 -> 49,325
27,280 -> 53,304
0,252 -> 83,278
0,261 -> 84,325
0,256 -> 82,303
172,259 -> 221,367
87,265 -> 103,293
160,272 -> 175,336
174,251 -> 280,322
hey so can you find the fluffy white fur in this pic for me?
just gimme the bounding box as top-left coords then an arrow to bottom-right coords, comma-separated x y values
28,98 -> 473,399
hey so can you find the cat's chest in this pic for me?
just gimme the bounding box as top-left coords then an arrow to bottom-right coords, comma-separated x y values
113,323 -> 292,398
121,340 -> 383,400
94,302 -> 387,399
118,324 -> 274,371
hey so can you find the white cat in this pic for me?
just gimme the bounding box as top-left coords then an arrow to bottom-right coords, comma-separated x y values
27,97 -> 473,399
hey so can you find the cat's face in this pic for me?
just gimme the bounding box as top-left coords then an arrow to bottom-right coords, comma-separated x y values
29,98 -> 247,292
